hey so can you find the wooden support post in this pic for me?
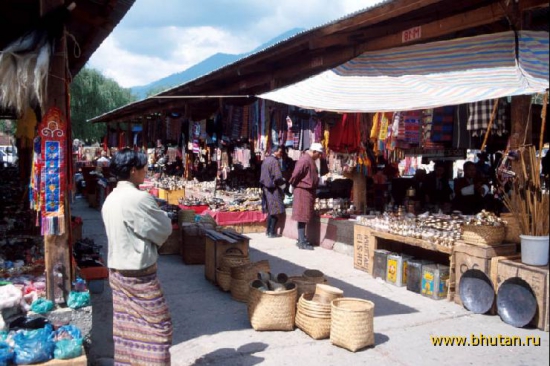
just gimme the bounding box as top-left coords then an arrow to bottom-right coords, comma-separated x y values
352,172 -> 367,213
42,0 -> 72,303
510,95 -> 533,149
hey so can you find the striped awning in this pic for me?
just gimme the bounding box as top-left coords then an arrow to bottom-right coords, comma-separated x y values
259,31 -> 549,112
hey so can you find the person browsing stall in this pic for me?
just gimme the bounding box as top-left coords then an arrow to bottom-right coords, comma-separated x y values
289,143 -> 323,250
260,146 -> 286,238
101,148 -> 173,366
453,161 -> 489,215
425,162 -> 452,211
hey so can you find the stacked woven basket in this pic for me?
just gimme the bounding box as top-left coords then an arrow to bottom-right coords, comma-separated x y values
230,260 -> 270,302
216,249 -> 250,292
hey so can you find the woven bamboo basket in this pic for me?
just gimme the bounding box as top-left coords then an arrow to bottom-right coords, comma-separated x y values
330,298 -> 375,352
230,260 -> 271,302
313,284 -> 344,304
295,309 -> 332,340
221,253 -> 250,272
216,268 -> 232,292
461,225 -> 506,246
231,260 -> 270,281
303,269 -> 326,283
288,276 -> 329,299
501,213 -> 521,244
298,293 -> 332,318
178,210 -> 196,225
248,283 -> 297,331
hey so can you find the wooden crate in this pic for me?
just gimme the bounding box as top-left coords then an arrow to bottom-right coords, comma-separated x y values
204,230 -> 249,283
158,188 -> 185,205
494,258 -> 549,332
453,241 -> 517,307
158,228 -> 181,255
354,225 -> 375,275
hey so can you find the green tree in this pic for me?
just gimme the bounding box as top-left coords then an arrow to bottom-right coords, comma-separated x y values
70,68 -> 135,142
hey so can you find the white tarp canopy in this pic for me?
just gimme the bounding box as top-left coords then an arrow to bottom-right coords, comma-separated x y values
259,31 -> 549,112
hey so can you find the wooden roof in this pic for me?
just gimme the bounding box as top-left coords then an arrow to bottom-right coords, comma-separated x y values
0,0 -> 135,118
87,0 -> 549,124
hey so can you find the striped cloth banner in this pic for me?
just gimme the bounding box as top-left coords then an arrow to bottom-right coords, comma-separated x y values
259,31 -> 549,112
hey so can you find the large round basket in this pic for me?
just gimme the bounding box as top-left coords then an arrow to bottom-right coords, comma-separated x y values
313,284 -> 343,304
221,253 -> 250,272
230,260 -> 271,302
461,225 -> 506,246
295,293 -> 332,340
216,268 -> 231,292
303,269 -> 326,283
330,298 -> 375,352
231,260 -> 270,281
501,213 -> 521,244
178,210 -> 196,225
248,284 -> 297,331
288,276 -> 325,299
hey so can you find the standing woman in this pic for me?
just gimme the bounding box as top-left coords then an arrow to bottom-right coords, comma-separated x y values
102,148 -> 173,365
260,146 -> 286,238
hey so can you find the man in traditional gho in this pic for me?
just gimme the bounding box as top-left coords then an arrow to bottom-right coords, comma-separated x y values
260,146 -> 287,238
289,143 -> 323,250
102,148 -> 173,365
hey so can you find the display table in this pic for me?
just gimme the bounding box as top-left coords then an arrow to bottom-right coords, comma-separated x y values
201,210 -> 267,226
354,225 -> 456,300
179,205 -> 210,214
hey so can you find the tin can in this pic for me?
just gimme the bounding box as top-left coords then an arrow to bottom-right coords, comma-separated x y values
386,254 -> 414,287
373,249 -> 392,280
421,264 -> 450,300
406,259 -> 433,294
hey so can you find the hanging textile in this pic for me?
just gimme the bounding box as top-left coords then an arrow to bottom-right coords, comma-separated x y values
467,99 -> 509,137
38,107 -> 67,235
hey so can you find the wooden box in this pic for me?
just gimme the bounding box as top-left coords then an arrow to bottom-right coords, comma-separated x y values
494,259 -> 549,332
354,225 -> 374,275
204,230 -> 249,283
158,228 -> 181,255
158,188 -> 185,205
454,241 -> 517,307
181,224 -> 207,265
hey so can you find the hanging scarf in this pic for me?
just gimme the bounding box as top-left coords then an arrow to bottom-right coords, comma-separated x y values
38,107 -> 67,235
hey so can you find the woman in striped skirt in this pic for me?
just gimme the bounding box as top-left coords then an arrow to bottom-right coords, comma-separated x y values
102,148 -> 173,365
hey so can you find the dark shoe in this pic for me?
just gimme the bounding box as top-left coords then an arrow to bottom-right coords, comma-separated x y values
267,233 -> 279,239
297,241 -> 314,250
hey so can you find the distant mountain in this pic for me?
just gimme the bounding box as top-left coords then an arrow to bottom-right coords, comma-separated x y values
130,28 -> 305,100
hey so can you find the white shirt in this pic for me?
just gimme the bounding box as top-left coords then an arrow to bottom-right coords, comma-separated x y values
97,156 -> 111,167
102,181 -> 172,270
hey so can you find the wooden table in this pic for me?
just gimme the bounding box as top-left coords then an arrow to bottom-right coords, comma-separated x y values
354,225 -> 455,299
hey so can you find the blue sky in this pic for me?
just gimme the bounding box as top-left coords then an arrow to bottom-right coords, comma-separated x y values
87,0 -> 383,88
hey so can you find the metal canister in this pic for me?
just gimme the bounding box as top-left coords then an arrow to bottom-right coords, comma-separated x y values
406,259 -> 434,294
373,249 -> 392,281
386,254 -> 414,287
421,264 -> 450,300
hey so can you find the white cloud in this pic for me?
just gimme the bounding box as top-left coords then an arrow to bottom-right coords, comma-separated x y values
88,0 -> 383,88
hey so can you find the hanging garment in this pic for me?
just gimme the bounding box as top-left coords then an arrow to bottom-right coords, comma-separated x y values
467,99 -> 509,137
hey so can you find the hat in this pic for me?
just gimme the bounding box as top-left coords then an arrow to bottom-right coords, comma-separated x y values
310,143 -> 324,153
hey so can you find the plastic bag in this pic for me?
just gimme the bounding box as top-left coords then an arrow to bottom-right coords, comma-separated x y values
67,291 -> 91,309
0,342 -> 14,366
30,298 -> 54,314
13,324 -> 55,364
54,325 -> 82,341
54,338 -> 82,360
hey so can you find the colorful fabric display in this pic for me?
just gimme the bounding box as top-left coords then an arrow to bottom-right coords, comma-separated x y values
38,107 -> 67,235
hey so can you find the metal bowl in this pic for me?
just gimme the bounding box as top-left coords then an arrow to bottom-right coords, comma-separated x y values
497,277 -> 537,328
459,269 -> 495,314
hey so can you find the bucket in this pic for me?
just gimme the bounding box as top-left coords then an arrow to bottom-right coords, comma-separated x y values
520,235 -> 549,266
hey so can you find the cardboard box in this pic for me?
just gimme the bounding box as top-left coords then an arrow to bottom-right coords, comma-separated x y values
495,259 -> 549,331
354,225 -> 374,275
454,241 -> 517,307
158,188 -> 185,205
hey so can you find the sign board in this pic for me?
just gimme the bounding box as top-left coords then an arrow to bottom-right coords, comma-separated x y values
402,26 -> 422,43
